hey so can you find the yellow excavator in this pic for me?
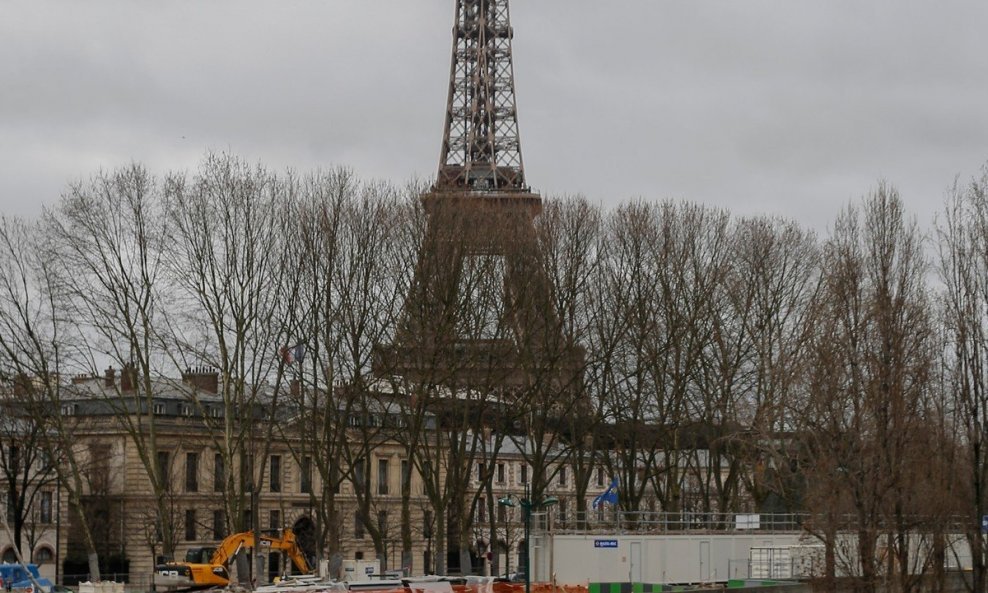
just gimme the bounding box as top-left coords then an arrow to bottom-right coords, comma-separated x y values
155,528 -> 312,589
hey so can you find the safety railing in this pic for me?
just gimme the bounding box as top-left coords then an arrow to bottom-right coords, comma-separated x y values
549,511 -> 808,534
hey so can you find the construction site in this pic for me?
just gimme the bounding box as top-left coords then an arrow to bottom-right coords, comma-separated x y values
1,2 -> 983,593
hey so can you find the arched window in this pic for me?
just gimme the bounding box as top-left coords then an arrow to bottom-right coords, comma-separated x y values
1,548 -> 16,563
34,547 -> 54,565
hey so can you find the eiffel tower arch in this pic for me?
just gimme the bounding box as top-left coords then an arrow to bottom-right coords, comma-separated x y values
375,0 -> 583,397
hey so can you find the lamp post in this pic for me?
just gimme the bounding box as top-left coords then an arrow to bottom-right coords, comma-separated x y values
519,483 -> 557,593
497,496 -> 516,579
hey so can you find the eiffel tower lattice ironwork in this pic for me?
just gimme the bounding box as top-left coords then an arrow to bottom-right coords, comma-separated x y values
375,0 -> 583,395
437,0 -> 526,193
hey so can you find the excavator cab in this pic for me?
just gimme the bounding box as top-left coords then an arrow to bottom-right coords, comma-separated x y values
183,548 -> 216,564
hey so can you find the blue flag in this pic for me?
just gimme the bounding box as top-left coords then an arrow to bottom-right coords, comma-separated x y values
292,343 -> 306,364
592,478 -> 619,509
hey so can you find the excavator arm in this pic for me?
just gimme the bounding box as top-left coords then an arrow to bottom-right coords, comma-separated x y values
264,532 -> 312,574
208,530 -> 310,573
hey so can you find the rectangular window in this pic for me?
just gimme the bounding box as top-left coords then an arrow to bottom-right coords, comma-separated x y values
354,513 -> 364,538
270,455 -> 282,492
301,456 -> 312,494
186,452 -> 199,492
478,497 -> 486,523
558,498 -> 567,524
185,509 -> 196,541
497,463 -> 505,484
477,463 -> 485,482
520,464 -> 528,485
558,467 -> 567,487
330,462 -> 340,494
400,460 -> 410,493
377,510 -> 388,535
213,509 -> 226,540
423,510 -> 433,539
497,504 -> 507,523
9,447 -> 19,474
596,467 -> 604,487
378,459 -> 389,495
39,491 -> 53,524
153,402 -> 166,415
354,459 -> 365,490
89,444 -> 110,493
270,509 -> 281,530
157,451 -> 171,491
214,453 -> 225,492
241,454 -> 255,490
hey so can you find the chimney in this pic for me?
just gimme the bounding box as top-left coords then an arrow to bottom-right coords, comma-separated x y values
104,367 -> 116,388
71,374 -> 94,385
120,363 -> 137,392
182,366 -> 219,394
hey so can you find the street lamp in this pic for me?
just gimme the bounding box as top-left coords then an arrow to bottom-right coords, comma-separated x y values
520,484 -> 557,593
497,496 -> 516,579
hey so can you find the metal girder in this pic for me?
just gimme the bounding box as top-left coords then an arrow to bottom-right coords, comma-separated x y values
437,0 -> 527,193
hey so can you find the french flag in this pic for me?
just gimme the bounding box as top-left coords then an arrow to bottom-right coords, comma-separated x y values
280,343 -> 306,365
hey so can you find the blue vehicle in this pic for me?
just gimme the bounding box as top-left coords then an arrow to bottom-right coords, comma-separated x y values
0,563 -> 53,592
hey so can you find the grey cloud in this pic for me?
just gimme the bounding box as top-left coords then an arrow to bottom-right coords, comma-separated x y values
1,1 -> 986,231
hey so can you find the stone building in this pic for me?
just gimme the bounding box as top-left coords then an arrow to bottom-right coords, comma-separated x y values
55,367 -> 437,585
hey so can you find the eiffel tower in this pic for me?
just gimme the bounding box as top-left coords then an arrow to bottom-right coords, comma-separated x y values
376,0 -> 583,394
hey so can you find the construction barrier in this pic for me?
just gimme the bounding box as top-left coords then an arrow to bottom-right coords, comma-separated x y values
78,583 -> 126,593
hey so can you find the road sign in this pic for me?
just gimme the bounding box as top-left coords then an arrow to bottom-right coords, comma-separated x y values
594,539 -> 618,549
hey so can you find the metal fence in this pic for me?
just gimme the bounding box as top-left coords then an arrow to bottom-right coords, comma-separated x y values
551,511 -> 808,534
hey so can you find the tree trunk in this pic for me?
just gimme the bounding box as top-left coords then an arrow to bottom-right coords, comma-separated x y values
435,512 -> 447,575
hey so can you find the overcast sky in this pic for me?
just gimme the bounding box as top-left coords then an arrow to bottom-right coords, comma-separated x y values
2,1 -> 986,231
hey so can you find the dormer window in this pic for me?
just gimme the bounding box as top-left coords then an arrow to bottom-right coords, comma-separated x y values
153,403 -> 166,415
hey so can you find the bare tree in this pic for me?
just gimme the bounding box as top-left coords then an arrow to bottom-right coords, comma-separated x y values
0,217 -> 103,580
163,153 -> 304,582
937,165 -> 988,593
533,196 -> 603,527
594,201 -> 730,518
731,217 -> 819,514
277,168 -> 360,568
801,185 -> 934,593
43,164 -> 181,558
